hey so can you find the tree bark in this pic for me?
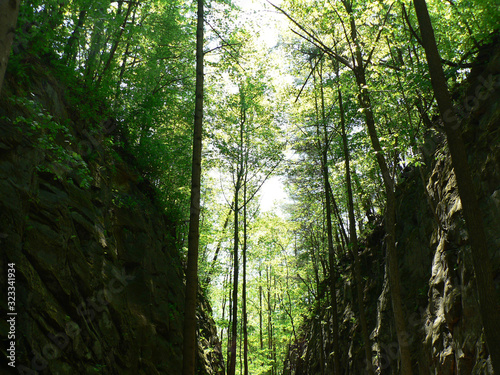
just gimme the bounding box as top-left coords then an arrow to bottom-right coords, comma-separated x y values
413,1 -> 500,371
205,205 -> 232,285
97,0 -> 135,86
267,266 -> 273,375
85,2 -> 109,82
355,62 -> 413,375
0,0 -> 20,94
242,167 -> 249,375
338,79 -> 374,375
259,268 -> 264,351
181,1 -> 204,374
314,59 -> 341,374
63,10 -> 87,66
228,180 -> 239,375
228,87 -> 246,375
341,2 -> 413,372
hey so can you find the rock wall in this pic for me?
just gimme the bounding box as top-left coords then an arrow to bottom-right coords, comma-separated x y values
0,62 -> 224,374
283,34 -> 500,375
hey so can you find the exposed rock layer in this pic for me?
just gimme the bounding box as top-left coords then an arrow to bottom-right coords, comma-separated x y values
0,63 -> 224,374
283,34 -> 500,375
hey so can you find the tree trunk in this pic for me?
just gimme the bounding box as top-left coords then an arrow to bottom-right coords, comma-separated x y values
227,260 -> 233,371
315,60 -> 341,374
413,1 -> 500,371
228,89 -> 246,375
242,167 -> 249,375
355,63 -> 413,375
267,266 -> 273,375
63,10 -> 87,65
205,205 -> 232,285
97,0 -> 135,86
228,181 -> 239,375
181,1 -> 204,374
0,0 -> 20,94
85,3 -> 108,82
338,80 -> 374,375
341,2 -> 413,372
220,272 -> 228,347
259,269 -> 264,351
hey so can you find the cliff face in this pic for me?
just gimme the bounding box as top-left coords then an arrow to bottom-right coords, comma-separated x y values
283,36 -> 500,375
0,63 -> 224,374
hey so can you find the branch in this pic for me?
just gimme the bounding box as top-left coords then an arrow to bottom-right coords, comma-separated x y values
243,158 -> 282,207
328,1 -> 356,65
402,3 -> 423,45
205,42 -> 242,55
295,52 -> 325,103
204,19 -> 246,72
402,3 -> 476,69
363,2 -> 394,70
296,273 -> 316,299
267,1 -> 353,69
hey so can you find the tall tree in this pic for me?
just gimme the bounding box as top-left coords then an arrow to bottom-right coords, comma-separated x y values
182,0 -> 204,374
228,108 -> 244,375
225,80 -> 282,375
313,57 -> 341,374
242,165 -> 249,375
0,0 -> 21,93
269,1 -> 413,371
337,64 -> 374,374
413,0 -> 500,371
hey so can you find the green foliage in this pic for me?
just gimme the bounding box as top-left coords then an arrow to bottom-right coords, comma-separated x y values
10,96 -> 93,189
6,0 -> 496,373
8,0 -> 215,228
92,363 -> 106,373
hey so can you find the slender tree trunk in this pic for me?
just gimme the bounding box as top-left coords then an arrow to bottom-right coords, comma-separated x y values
341,2 -> 413,372
272,276 -> 277,375
267,266 -> 271,374
220,272 -> 228,347
355,63 -> 413,375
315,60 -> 341,375
338,80 -> 374,375
0,0 -> 20,94
239,317 -> 243,375
329,186 -> 349,248
282,249 -> 299,343
114,7 -> 138,107
85,2 -> 110,82
242,167 -> 249,375
228,90 -> 246,375
318,309 -> 326,375
115,39 -> 130,102
413,1 -> 500,371
227,260 -> 233,372
205,205 -> 232,285
181,1 -> 204,374
97,0 -> 135,86
63,10 -> 87,65
353,173 -> 375,223
310,232 -> 321,297
259,268 -> 264,351
228,181 -> 239,375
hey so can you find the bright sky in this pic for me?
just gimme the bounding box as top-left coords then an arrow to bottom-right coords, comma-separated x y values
207,0 -> 289,213
259,175 -> 287,212
234,0 -> 289,212
234,0 -> 284,48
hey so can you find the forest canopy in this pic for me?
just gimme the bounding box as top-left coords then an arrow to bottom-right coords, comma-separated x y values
1,0 -> 499,374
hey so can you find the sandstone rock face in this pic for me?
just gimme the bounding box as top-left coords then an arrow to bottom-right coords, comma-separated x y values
0,67 -> 224,374
283,36 -> 499,375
